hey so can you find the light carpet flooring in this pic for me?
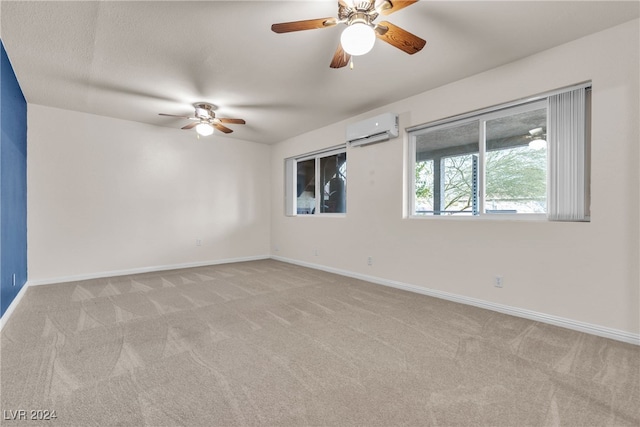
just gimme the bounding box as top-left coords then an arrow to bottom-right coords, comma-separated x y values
1,259 -> 638,426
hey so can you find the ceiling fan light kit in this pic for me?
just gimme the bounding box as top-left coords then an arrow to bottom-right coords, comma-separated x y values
196,123 -> 214,136
159,102 -> 246,137
271,0 -> 426,68
341,22 -> 376,56
528,127 -> 547,150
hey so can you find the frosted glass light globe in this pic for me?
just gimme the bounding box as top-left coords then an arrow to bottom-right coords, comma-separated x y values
341,23 -> 376,56
196,123 -> 214,136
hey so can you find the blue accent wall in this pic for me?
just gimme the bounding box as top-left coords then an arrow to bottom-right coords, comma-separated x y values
1,40 -> 28,317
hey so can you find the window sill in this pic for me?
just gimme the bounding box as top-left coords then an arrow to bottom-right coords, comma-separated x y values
408,213 -> 548,222
291,213 -> 347,218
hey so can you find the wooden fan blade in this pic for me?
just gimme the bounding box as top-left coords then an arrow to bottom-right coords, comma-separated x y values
330,43 -> 351,69
159,113 -> 193,119
213,123 -> 233,134
271,17 -> 337,33
378,0 -> 418,16
218,118 -> 246,125
375,21 -> 426,54
182,122 -> 198,130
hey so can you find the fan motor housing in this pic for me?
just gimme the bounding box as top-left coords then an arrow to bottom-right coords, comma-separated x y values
193,102 -> 216,119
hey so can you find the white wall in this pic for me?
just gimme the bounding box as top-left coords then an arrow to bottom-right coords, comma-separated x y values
28,105 -> 270,281
270,20 -> 640,335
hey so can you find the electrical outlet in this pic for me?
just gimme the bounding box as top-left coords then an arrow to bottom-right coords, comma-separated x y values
494,276 -> 504,288
196,239 -> 202,246
314,249 -> 319,256
367,257 -> 373,266
274,245 -> 280,252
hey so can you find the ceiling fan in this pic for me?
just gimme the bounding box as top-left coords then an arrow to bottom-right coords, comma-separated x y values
271,0 -> 426,69
159,103 -> 245,136
526,127 -> 547,150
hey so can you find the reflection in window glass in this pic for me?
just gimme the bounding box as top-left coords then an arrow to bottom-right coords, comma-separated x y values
442,154 -> 477,215
320,153 -> 347,213
485,108 -> 547,214
296,159 -> 315,214
415,160 -> 434,214
293,149 -> 347,215
414,121 -> 479,215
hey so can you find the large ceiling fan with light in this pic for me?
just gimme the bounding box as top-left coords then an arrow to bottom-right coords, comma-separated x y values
271,0 -> 426,68
159,103 -> 245,137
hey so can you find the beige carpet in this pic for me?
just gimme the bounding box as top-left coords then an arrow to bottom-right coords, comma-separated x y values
1,259 -> 638,426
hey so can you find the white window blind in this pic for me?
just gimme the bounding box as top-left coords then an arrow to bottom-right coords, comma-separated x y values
547,88 -> 588,221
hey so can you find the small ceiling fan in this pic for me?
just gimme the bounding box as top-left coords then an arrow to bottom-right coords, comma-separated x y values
526,127 -> 547,150
271,0 -> 426,69
159,103 -> 245,136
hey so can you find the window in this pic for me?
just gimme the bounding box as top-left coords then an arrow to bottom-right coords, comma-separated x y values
285,147 -> 347,216
409,85 -> 590,220
485,106 -> 548,214
414,120 -> 479,215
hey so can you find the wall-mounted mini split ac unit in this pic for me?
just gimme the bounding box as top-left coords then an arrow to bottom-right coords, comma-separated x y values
346,112 -> 399,147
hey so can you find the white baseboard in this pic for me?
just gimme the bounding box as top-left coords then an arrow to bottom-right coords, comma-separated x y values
0,281 -> 30,331
271,256 -> 640,346
26,255 -> 270,287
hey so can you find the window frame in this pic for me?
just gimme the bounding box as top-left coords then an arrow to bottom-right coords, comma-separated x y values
408,98 -> 554,221
285,145 -> 347,217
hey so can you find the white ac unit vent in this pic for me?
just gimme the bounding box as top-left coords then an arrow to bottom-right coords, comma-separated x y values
346,112 -> 399,147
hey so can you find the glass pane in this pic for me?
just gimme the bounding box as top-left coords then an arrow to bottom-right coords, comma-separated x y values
415,160 -> 434,214
414,121 -> 479,215
442,154 -> 477,215
320,152 -> 347,213
296,159 -> 316,214
485,108 -> 547,214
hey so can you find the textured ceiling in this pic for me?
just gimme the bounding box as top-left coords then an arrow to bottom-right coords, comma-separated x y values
1,1 -> 638,144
